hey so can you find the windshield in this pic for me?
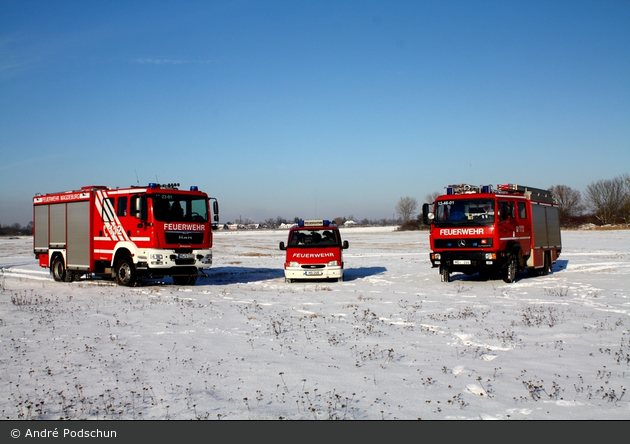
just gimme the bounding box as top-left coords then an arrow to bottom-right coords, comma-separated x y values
434,199 -> 494,226
151,194 -> 208,223
288,229 -> 339,247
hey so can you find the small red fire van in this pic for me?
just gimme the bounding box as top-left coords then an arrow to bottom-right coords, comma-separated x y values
279,219 -> 349,283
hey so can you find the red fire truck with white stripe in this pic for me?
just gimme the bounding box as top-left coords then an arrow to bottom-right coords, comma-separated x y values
33,183 -> 219,286
422,184 -> 562,283
279,219 -> 349,283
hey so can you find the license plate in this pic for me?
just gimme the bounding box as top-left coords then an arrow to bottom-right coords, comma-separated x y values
305,271 -> 323,276
178,253 -> 194,259
453,260 -> 471,265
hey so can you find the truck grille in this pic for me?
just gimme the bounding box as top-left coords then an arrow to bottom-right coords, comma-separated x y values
435,238 -> 492,248
165,231 -> 204,244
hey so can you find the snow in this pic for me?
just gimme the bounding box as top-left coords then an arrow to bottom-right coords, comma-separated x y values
1,227 -> 629,420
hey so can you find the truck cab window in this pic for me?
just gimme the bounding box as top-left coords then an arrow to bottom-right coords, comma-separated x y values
500,202 -> 515,221
518,202 -> 527,219
117,196 -> 128,217
289,229 -> 338,247
435,199 -> 494,224
102,198 -> 115,222
152,194 -> 209,223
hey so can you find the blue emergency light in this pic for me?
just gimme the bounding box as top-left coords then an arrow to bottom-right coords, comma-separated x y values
298,219 -> 331,227
190,186 -> 198,191
148,183 -> 157,189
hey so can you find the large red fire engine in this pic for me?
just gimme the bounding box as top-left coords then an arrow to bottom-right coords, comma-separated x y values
422,184 -> 562,283
33,183 -> 219,286
279,219 -> 349,283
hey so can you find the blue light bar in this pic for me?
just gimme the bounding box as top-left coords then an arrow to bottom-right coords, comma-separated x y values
190,186 -> 198,191
298,220 -> 304,227
482,185 -> 491,193
148,183 -> 157,188
446,187 -> 453,195
323,220 -> 330,226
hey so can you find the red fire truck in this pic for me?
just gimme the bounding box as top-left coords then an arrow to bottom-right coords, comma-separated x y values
422,184 -> 562,283
33,183 -> 219,286
279,219 -> 349,283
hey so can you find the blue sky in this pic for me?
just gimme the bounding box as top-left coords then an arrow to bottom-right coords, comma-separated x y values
1,0 -> 629,226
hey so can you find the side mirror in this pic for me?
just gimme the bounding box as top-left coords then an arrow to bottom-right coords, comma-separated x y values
133,196 -> 147,220
342,240 -> 349,249
279,241 -> 286,251
422,203 -> 434,225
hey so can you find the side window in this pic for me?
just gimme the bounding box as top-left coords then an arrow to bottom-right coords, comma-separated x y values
500,201 -> 516,221
102,198 -> 115,222
518,202 -> 527,219
117,196 -> 128,217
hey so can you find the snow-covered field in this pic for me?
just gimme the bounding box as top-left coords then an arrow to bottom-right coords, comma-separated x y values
1,227 -> 628,420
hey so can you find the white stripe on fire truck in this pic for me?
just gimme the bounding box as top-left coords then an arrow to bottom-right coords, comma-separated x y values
94,236 -> 150,242
95,191 -> 131,242
499,236 -> 531,241
105,189 -> 146,195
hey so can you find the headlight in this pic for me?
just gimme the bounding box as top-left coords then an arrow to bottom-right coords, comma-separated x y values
433,253 -> 441,260
327,260 -> 339,266
201,253 -> 212,264
150,254 -> 163,260
289,261 -> 299,267
485,253 -> 496,260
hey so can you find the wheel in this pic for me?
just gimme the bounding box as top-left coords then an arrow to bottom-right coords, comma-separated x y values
503,255 -> 517,283
440,266 -> 450,282
115,256 -> 137,287
51,256 -> 67,282
173,275 -> 198,285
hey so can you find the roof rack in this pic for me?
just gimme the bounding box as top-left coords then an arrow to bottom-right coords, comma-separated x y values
497,184 -> 556,204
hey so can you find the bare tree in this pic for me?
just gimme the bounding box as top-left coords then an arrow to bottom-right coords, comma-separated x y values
395,196 -> 418,223
549,185 -> 584,224
621,173 -> 630,225
424,191 -> 441,204
584,176 -> 626,225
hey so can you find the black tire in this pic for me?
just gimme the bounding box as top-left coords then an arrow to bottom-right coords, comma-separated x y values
440,266 -> 450,283
173,275 -> 198,285
51,255 -> 66,282
503,255 -> 517,283
115,256 -> 137,287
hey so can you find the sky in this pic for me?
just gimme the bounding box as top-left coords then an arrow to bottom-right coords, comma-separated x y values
1,0 -> 629,226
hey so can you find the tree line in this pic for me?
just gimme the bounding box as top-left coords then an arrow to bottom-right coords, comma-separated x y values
4,174 -> 628,235
0,221 -> 33,236
395,173 -> 630,230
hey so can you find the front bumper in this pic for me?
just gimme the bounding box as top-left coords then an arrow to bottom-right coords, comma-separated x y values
430,251 -> 507,271
284,264 -> 343,281
135,248 -> 213,270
